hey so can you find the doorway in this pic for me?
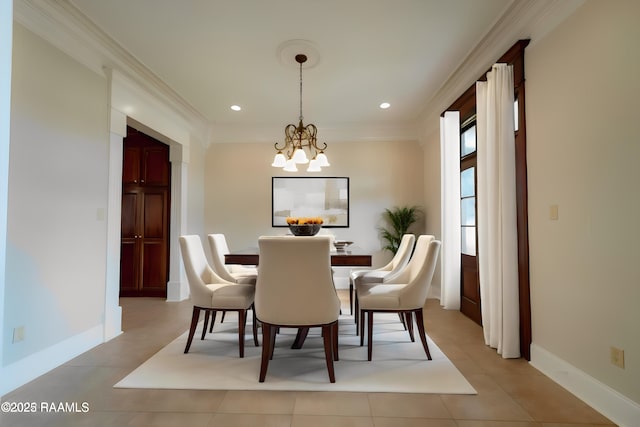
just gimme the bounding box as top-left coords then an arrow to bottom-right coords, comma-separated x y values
119,126 -> 171,297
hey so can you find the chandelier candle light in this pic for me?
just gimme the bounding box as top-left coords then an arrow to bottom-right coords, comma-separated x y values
272,54 -> 330,172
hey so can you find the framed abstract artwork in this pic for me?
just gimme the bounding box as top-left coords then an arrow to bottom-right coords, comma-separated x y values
272,177 -> 349,227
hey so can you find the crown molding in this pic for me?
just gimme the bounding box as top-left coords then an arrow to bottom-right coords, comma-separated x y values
417,0 -> 585,143
14,0 -> 209,142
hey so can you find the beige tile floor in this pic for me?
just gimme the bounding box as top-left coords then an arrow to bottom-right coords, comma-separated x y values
1,292 -> 616,427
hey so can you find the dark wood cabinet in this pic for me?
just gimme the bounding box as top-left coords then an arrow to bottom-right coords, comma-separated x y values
123,140 -> 170,186
120,127 -> 170,297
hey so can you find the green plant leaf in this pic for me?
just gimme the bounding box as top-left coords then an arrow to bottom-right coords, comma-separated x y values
378,205 -> 422,254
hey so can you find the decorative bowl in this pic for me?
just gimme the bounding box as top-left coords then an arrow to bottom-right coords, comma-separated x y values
288,224 -> 322,236
333,240 -> 353,251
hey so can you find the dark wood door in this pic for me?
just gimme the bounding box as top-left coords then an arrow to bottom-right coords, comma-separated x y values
120,126 -> 170,297
461,253 -> 481,324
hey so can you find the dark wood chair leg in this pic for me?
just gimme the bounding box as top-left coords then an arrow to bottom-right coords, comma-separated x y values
349,282 -> 353,315
221,311 -> 226,323
399,312 -> 407,330
269,324 -> 277,360
259,323 -> 272,382
252,305 -> 259,346
405,312 -> 415,342
414,309 -> 432,360
359,309 -> 365,346
367,311 -> 374,361
322,324 -> 336,383
208,310 -> 218,333
184,307 -> 200,354
332,321 -> 339,361
354,293 -> 359,327
238,309 -> 246,358
201,310 -> 211,340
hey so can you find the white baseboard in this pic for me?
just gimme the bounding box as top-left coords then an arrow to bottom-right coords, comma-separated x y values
530,343 -> 640,427
0,325 -> 103,396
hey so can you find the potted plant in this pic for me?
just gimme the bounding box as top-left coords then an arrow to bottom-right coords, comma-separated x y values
379,206 -> 422,254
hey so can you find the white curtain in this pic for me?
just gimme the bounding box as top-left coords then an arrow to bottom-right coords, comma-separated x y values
440,112 -> 460,310
476,64 -> 520,358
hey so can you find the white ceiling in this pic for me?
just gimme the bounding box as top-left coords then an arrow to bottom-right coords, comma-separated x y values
61,0 -> 516,144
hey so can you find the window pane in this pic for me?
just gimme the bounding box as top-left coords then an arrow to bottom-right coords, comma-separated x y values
461,125 -> 476,156
461,167 -> 475,197
461,226 -> 476,256
461,197 -> 475,226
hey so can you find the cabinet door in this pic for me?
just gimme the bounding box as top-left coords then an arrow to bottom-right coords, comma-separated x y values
139,190 -> 169,296
143,147 -> 170,186
122,146 -> 141,184
120,190 -> 140,295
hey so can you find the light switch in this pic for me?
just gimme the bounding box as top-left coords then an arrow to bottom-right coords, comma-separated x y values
549,205 -> 559,220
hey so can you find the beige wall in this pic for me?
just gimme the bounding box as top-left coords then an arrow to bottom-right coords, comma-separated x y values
422,130 -> 443,297
5,24 -> 109,365
204,139 -> 426,273
526,0 -> 640,403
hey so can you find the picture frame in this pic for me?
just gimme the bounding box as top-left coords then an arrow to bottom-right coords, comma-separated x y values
272,177 -> 349,227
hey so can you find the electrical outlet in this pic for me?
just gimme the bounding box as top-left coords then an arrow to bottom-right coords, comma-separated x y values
13,326 -> 25,343
610,346 -> 625,369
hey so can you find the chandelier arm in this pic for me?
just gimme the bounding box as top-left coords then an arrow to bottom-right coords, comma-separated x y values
313,141 -> 328,151
274,140 -> 288,151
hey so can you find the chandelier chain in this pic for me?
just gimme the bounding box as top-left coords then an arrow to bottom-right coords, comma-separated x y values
299,60 -> 303,122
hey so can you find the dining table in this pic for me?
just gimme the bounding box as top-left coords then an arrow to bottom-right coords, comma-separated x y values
224,247 -> 372,267
225,245 -> 372,349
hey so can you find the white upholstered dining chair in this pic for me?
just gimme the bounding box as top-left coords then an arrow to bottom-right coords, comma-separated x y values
357,235 -> 441,361
255,236 -> 341,383
179,235 -> 258,358
349,234 -> 416,316
352,234 -> 421,335
207,233 -> 258,285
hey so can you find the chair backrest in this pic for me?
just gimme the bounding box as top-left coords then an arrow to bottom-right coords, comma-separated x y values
382,234 -> 420,282
207,233 -> 237,282
255,236 -> 340,326
179,235 -> 229,307
388,235 -> 441,309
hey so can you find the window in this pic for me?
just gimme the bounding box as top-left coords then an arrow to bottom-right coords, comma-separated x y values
461,124 -> 476,156
460,123 -> 477,256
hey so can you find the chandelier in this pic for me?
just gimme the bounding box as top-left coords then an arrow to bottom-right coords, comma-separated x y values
271,54 -> 330,172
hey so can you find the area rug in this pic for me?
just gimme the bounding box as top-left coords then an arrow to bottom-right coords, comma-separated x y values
115,312 -> 476,394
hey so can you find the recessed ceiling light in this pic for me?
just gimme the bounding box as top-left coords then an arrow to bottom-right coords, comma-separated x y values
230,105 -> 241,111
379,102 -> 391,109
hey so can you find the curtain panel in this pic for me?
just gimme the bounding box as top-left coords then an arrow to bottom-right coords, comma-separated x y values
476,64 -> 520,358
439,111 -> 461,310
